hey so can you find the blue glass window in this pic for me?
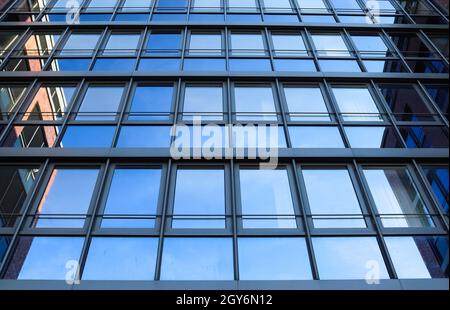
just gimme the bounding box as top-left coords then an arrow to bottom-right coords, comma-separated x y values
117,126 -> 172,147
229,59 -> 272,71
319,60 -> 361,72
422,165 -> 449,215
345,126 -> 403,148
183,58 -> 226,71
273,59 -> 317,72
289,126 -> 345,148
399,126 -> 449,148
145,32 -> 182,55
92,58 -> 136,71
138,58 -> 181,71
49,59 -> 91,71
60,126 -> 116,148
76,86 -> 125,120
128,85 -> 174,120
283,86 -> 330,121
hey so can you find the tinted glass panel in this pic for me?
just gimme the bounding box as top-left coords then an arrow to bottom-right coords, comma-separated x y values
172,169 -> 225,228
146,32 -> 182,55
82,238 -> 158,280
0,86 -> 28,121
128,85 -> 173,120
363,167 -> 435,228
183,85 -> 223,120
160,238 -> 234,280
289,126 -> 345,148
313,237 -> 389,280
0,166 -> 38,228
422,165 -> 448,215
117,126 -> 172,147
271,34 -> 307,55
332,87 -> 382,121
399,126 -> 449,148
33,168 -> 99,228
284,86 -> 329,121
312,34 -> 350,56
303,169 -> 365,228
76,86 -> 124,120
238,238 -> 312,280
189,33 -> 222,55
234,86 -> 277,121
385,236 -> 448,279
424,85 -> 448,119
345,126 -> 403,148
60,33 -> 100,55
4,237 -> 84,280
239,169 -> 297,228
103,33 -> 140,55
102,168 -> 162,228
230,33 -> 265,55
60,126 -> 116,148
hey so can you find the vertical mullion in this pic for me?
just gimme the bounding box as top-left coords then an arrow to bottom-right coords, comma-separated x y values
111,78 -> 134,147
154,159 -> 173,280
77,159 -> 111,281
291,160 -> 319,280
351,160 -> 399,279
230,160 -> 239,280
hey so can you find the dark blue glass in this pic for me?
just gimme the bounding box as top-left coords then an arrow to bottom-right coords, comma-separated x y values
423,166 -> 449,215
273,59 -> 317,72
425,85 -> 448,120
183,58 -> 226,71
229,59 -> 272,71
399,126 -> 449,149
49,59 -> 91,71
301,15 -> 336,23
79,14 -> 112,22
157,0 -> 187,9
145,32 -> 182,55
92,58 -> 136,71
0,236 -> 11,261
114,13 -> 149,21
128,85 -> 174,120
227,14 -> 262,22
263,14 -> 299,22
117,126 -> 172,148
42,14 -> 67,22
60,126 -> 116,148
138,58 -> 181,71
407,60 -> 449,74
189,14 -> 225,22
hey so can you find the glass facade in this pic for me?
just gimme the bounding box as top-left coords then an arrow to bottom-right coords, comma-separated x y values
0,0 -> 448,291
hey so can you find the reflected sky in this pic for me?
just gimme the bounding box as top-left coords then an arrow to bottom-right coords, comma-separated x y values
289,126 -> 345,148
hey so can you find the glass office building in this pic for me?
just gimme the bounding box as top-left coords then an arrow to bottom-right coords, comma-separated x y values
0,0 -> 448,290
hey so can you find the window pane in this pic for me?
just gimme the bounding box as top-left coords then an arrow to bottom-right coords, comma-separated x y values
0,86 -> 28,121
422,165 -> 448,215
128,85 -> 173,120
103,33 -> 140,55
18,32 -> 61,56
424,85 -> 448,119
230,33 -> 265,55
117,126 -> 172,148
234,86 -> 277,121
345,126 -> 403,148
145,32 -> 182,55
76,86 -> 124,120
160,238 -> 234,280
363,167 -> 435,228
122,0 -> 153,11
4,237 -> 84,280
82,237 -> 158,280
86,0 -> 118,11
157,0 -> 187,9
303,169 -> 365,228
60,33 -> 100,55
312,34 -> 350,56
102,168 -> 162,228
0,166 -> 39,228
228,0 -> 257,11
330,0 -> 362,10
351,35 -> 389,57
193,0 -> 221,10
183,85 -> 223,120
173,169 -> 225,228
399,126 -> 449,149
263,0 -> 292,9
239,169 -> 297,228
289,126 -> 345,148
378,84 -> 434,121
385,236 -> 448,279
332,87 -> 382,121
34,168 -> 99,228
60,126 -> 116,148
271,34 -> 306,55
283,86 -> 330,121
0,236 -> 11,261
22,86 -> 76,121
238,238 -> 312,280
296,0 -> 327,10
189,33 -> 222,55
319,60 -> 361,72
312,237 -> 389,280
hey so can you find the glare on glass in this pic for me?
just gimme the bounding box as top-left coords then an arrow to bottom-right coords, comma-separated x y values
238,238 -> 312,280
228,0 -> 258,11
345,126 -> 402,148
6,237 -> 84,280
263,0 -> 292,10
183,86 -> 223,120
34,168 -> 99,228
271,34 -> 307,55
76,86 -> 124,120
351,35 -> 389,57
234,86 -> 277,121
332,87 -> 382,121
102,168 -> 162,228
330,0 -> 362,10
289,126 -> 345,148
86,0 -> 118,11
313,237 -> 389,280
192,0 -> 221,10
283,86 -> 330,121
311,34 -> 350,56
103,33 -> 141,55
172,169 -> 225,228
239,169 -> 297,228
302,169 -> 366,228
82,237 -> 158,280
189,33 -> 222,55
363,167 -> 435,228
296,0 -> 327,10
60,33 -> 101,56
160,238 -> 234,280
230,33 -> 265,55
121,0 -> 153,11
